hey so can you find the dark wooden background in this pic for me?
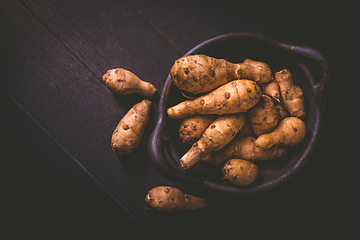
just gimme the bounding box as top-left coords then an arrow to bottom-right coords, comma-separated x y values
0,0 -> 354,239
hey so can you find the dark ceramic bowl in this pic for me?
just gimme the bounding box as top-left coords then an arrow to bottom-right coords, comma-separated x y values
148,33 -> 331,194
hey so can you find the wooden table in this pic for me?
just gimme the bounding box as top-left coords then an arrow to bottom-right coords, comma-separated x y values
0,1 -> 351,238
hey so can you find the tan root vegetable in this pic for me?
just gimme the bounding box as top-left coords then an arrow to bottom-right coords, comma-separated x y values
255,117 -> 306,149
202,136 -> 287,167
180,113 -> 246,169
275,101 -> 290,120
222,159 -> 259,186
170,54 -> 273,94
103,68 -> 157,97
275,69 -> 305,119
111,100 -> 152,155
259,80 -> 280,102
145,186 -> 207,213
178,115 -> 217,145
241,58 -> 274,84
167,80 -> 262,119
236,117 -> 254,137
248,95 -> 279,136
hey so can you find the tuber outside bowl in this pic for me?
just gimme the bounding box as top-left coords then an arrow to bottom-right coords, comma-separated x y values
148,33 -> 331,194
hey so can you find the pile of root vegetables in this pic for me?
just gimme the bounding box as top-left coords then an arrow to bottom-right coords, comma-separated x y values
167,55 -> 306,189
102,54 -> 306,213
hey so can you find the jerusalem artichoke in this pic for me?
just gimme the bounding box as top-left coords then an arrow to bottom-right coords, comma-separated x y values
222,159 -> 259,186
275,101 -> 290,120
202,136 -> 287,167
103,68 -> 156,97
170,55 -> 273,94
255,117 -> 306,149
180,113 -> 246,169
241,58 -> 274,84
111,100 -> 152,156
145,186 -> 207,213
178,114 -> 217,145
248,95 -> 279,136
167,80 -> 262,119
236,117 -> 254,137
259,80 -> 280,102
275,69 -> 305,119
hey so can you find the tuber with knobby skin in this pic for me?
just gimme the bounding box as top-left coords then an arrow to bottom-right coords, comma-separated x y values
236,116 -> 254,137
167,80 -> 262,119
275,69 -> 305,119
103,68 -> 156,97
178,114 -> 217,145
241,58 -> 274,84
255,117 -> 306,149
170,54 -> 273,94
180,113 -> 246,169
248,95 -> 279,136
259,80 -> 280,102
111,100 -> 152,156
202,136 -> 287,167
222,159 -> 259,186
275,101 -> 290,120
145,186 -> 207,213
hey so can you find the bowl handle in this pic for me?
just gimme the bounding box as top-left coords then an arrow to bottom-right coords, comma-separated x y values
148,86 -> 202,185
278,43 -> 332,112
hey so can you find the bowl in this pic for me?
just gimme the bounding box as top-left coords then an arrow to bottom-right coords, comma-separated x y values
148,33 -> 331,194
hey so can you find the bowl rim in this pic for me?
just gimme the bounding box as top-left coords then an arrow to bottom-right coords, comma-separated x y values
148,32 -> 331,194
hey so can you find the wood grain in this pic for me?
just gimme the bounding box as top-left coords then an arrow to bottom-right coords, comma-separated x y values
0,86 -> 153,238
0,1 -> 180,236
0,0 -> 347,238
21,0 -> 181,90
127,0 -> 260,54
127,0 -> 342,67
